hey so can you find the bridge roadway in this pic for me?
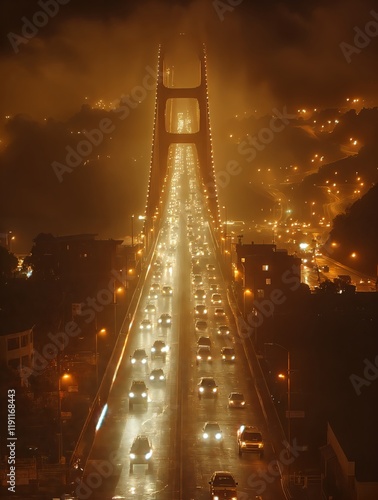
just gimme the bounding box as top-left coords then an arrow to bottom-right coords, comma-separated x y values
78,144 -> 288,500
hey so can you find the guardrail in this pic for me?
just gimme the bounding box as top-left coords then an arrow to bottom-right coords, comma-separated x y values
67,228 -> 161,488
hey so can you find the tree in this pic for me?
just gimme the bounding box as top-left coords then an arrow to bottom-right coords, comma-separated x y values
0,246 -> 18,282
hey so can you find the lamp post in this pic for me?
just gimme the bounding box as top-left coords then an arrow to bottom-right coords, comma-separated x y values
243,289 -> 252,318
57,372 -> 72,464
113,280 -> 123,336
95,328 -> 106,387
131,214 -> 135,248
265,343 -> 291,459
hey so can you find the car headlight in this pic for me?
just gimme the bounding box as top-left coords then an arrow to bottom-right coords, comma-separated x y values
159,375 -> 164,380
149,375 -> 154,380
241,401 -> 245,405
204,309 -> 207,313
208,356 -> 212,360
129,392 -> 134,398
142,392 -> 147,398
215,433 -> 222,440
158,319 -> 162,324
231,355 -> 235,360
145,451 -> 152,460
197,355 -> 201,360
199,387 -> 204,393
213,496 -> 219,500
142,359 -> 147,364
131,358 -> 136,364
203,433 -> 208,439
167,319 -> 171,323
162,346 -> 168,352
151,347 -> 156,352
147,324 -> 151,329
259,443 -> 264,448
130,453 -> 136,459
222,355 -> 226,359
212,388 -> 217,393
241,441 -> 246,447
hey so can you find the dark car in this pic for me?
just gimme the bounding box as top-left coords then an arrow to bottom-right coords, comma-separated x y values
149,368 -> 166,382
198,377 -> 218,399
130,349 -> 148,365
128,380 -> 148,410
129,435 -> 153,473
158,313 -> 172,327
151,340 -> 169,361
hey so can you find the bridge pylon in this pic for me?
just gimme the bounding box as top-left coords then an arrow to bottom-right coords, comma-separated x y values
144,40 -> 220,249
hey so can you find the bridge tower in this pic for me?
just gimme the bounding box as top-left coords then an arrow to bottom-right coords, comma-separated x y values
144,41 -> 220,247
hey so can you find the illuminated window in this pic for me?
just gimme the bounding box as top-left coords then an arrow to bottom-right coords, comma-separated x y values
265,278 -> 271,285
257,289 -> 264,298
262,264 -> 269,271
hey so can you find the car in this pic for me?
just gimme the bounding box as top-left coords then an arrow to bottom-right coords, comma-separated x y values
197,336 -> 211,348
152,271 -> 162,280
196,346 -> 212,365
149,368 -> 165,382
209,283 -> 220,292
140,319 -> 152,331
202,421 -> 222,441
209,471 -> 238,499
195,320 -> 208,332
130,349 -> 148,365
194,289 -> 206,300
128,380 -> 148,410
211,293 -> 222,305
192,274 -> 203,286
129,435 -> 153,473
158,313 -> 172,327
217,324 -> 231,336
206,264 -> 216,271
221,347 -> 236,362
151,340 -> 169,361
161,285 -> 173,296
228,392 -> 246,408
147,290 -> 159,300
194,304 -> 208,317
214,307 -> 226,318
198,377 -> 218,398
144,303 -> 156,314
150,282 -> 160,292
237,425 -> 264,458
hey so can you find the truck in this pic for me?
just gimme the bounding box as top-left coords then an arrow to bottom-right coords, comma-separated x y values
237,425 -> 264,458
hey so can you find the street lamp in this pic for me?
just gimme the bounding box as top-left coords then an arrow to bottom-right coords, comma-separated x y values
131,214 -> 135,248
243,288 -> 252,318
113,281 -> 124,336
95,328 -> 106,387
265,343 -> 291,458
58,372 -> 72,464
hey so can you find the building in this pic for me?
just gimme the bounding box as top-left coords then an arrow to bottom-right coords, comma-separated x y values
0,325 -> 34,381
235,242 -> 301,300
322,419 -> 378,499
29,233 -> 123,284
